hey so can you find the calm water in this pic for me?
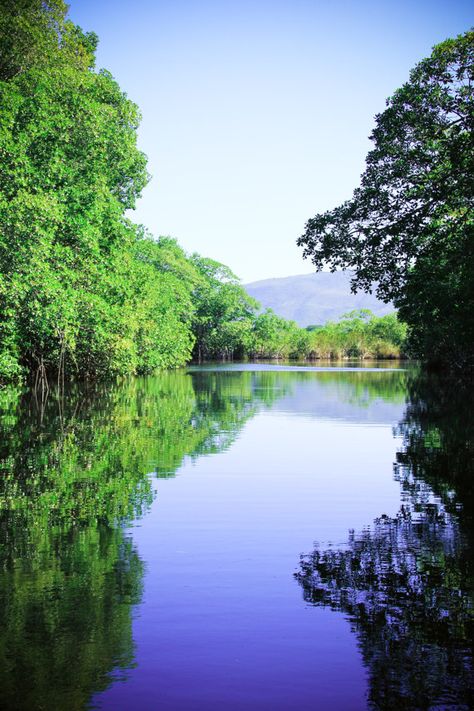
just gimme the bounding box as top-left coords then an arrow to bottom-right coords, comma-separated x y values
0,365 -> 472,710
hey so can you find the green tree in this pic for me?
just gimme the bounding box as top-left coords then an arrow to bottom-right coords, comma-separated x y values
368,312 -> 407,348
0,1 -> 84,81
297,30 -> 474,368
191,256 -> 258,360
0,2 -> 206,382
0,2 -> 150,380
0,0 -> 412,383
304,310 -> 406,359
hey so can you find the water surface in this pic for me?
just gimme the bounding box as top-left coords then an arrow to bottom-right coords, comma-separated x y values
0,365 -> 472,710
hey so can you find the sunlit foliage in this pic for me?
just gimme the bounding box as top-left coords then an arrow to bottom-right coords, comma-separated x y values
0,3 -> 408,384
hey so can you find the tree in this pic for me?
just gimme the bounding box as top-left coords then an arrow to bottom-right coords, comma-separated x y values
0,2 -> 207,380
0,0 -> 70,81
190,256 -> 258,360
0,0 -> 417,382
0,1 -> 150,380
297,30 -> 474,367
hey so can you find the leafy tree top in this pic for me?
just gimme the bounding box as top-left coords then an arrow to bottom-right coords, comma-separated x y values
0,0 -> 98,79
297,30 -> 474,303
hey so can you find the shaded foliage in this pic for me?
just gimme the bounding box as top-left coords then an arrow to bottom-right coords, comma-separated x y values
298,31 -> 474,367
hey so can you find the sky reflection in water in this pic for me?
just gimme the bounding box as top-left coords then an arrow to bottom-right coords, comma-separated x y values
0,367 -> 471,710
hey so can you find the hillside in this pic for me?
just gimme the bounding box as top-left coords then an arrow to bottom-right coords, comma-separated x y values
245,271 -> 392,327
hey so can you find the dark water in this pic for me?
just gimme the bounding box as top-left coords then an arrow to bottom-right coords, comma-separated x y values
0,365 -> 472,710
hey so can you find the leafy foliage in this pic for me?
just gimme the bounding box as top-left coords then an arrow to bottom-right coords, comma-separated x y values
298,30 -> 474,367
301,310 -> 407,359
190,256 -> 258,360
0,2 -> 409,384
0,1 -> 150,379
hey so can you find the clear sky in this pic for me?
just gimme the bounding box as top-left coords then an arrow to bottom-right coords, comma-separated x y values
69,0 -> 472,283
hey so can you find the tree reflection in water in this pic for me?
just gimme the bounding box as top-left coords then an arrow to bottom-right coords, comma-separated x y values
296,372 -> 474,710
0,371 -> 287,711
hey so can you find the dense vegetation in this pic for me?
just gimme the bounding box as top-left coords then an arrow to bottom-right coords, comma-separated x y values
298,30 -> 474,369
0,1 -> 407,386
0,0 -> 192,383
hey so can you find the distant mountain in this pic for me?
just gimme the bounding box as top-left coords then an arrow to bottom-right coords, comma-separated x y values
244,271 -> 392,327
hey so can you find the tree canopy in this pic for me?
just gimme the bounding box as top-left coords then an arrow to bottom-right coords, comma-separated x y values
0,1 -> 408,385
298,30 -> 474,367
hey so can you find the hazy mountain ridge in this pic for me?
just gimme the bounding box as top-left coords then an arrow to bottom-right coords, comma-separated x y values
245,271 -> 392,327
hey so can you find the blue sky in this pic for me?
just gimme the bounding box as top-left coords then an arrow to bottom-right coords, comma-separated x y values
69,1 -> 472,283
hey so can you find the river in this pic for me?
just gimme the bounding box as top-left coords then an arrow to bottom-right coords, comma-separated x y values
0,364 -> 472,710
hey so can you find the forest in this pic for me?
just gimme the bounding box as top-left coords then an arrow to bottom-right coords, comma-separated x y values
0,0 -> 409,385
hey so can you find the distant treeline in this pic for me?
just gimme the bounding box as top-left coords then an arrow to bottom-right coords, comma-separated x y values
0,2 -> 406,385
262,309 -> 407,360
217,305 -> 407,361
